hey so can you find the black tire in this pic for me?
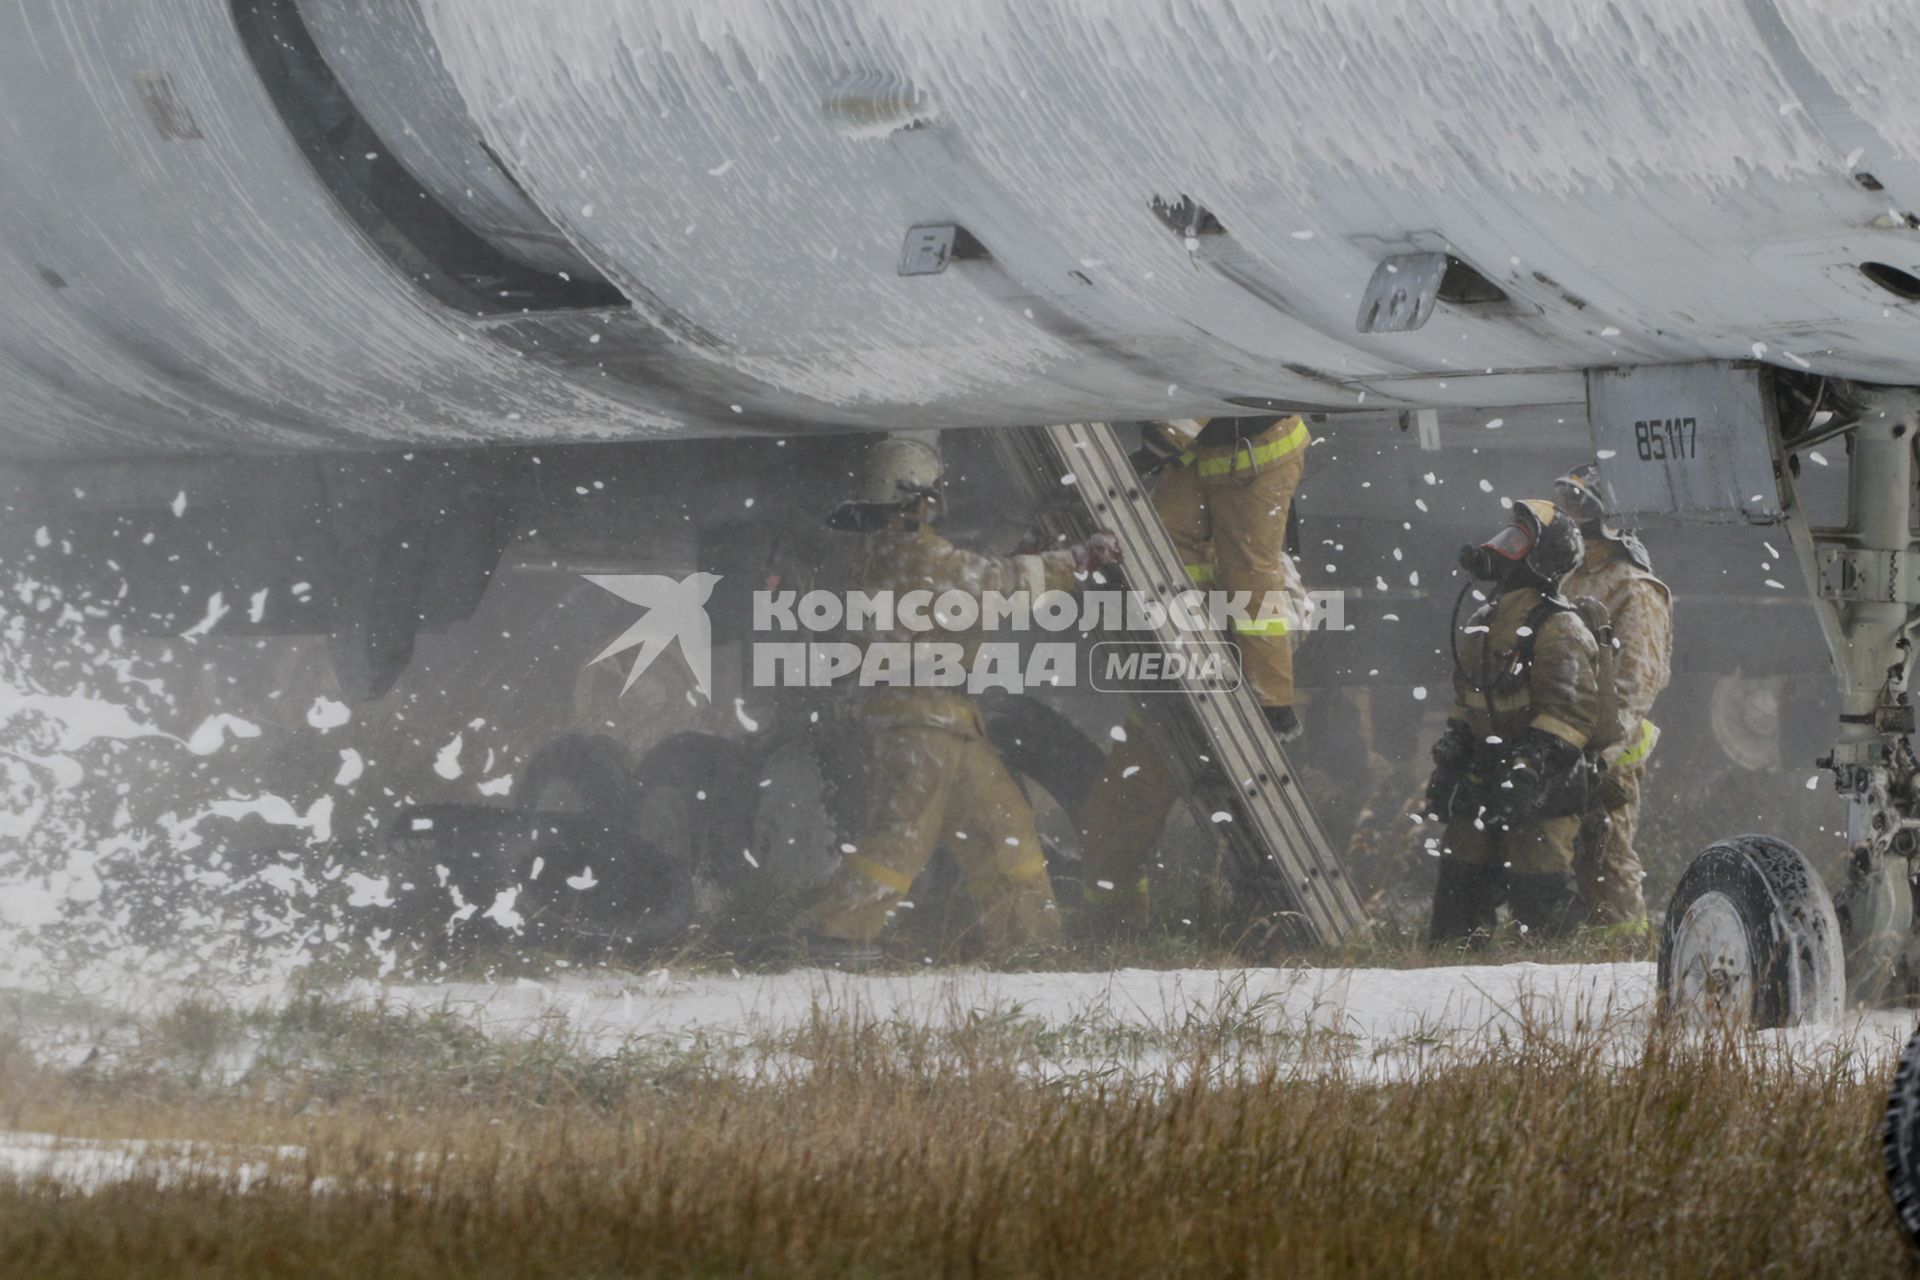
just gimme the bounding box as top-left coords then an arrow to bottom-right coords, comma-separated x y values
1657,834 -> 1844,1028
630,730 -> 758,881
513,815 -> 694,957
382,801 -> 694,958
1836,856 -> 1917,1009
518,733 -> 639,822
1883,1025 -> 1920,1247
515,732 -> 695,953
747,718 -> 866,887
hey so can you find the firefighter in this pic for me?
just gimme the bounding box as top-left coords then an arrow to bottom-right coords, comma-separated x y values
1426,499 -> 1601,943
1075,415 -> 1310,930
1141,415 -> 1309,730
805,434 -> 1122,952
1554,463 -> 1673,929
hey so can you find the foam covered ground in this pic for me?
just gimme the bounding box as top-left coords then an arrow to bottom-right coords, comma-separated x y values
5,960 -> 1916,1191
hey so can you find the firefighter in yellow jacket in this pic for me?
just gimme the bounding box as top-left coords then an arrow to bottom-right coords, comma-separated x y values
1554,464 -> 1673,928
1426,499 -> 1601,942
1075,415 -> 1310,929
806,434 -> 1122,951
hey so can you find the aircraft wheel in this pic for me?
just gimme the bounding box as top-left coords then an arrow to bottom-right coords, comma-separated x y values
516,733 -> 693,955
519,733 -> 639,822
747,722 -> 865,888
1837,854 -> 1916,1009
1884,1024 -> 1920,1247
517,819 -> 695,958
630,731 -> 758,882
1657,834 -> 1844,1028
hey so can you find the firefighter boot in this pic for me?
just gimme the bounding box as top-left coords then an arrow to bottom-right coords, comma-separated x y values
1507,871 -> 1587,939
1430,857 -> 1502,947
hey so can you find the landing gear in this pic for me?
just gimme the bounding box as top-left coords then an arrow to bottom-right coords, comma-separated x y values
517,733 -> 698,954
1654,381 -> 1920,1025
1614,376 -> 1920,1242
1839,852 -> 1916,1008
382,732 -> 696,959
1657,835 -> 1843,1027
1775,386 -> 1920,1012
1589,372 -> 1920,1243
980,696 -> 1105,903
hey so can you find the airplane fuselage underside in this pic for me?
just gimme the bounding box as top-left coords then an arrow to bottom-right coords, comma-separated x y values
2,0 -> 1919,459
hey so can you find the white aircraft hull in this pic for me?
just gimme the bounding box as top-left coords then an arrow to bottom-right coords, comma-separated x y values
1,0 -> 1916,458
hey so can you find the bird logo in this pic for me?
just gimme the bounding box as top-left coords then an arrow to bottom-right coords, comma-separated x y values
583,573 -> 723,698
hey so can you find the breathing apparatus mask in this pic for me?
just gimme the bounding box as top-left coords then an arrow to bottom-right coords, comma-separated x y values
1457,499 -> 1579,586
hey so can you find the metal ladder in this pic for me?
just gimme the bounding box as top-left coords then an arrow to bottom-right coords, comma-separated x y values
991,422 -> 1366,947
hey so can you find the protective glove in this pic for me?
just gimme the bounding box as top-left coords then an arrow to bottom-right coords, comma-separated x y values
1423,721 -> 1478,821
1430,720 -> 1477,773
1486,728 -> 1578,828
1070,530 -> 1125,573
1595,764 -> 1633,811
1490,762 -> 1546,828
1423,766 -> 1462,823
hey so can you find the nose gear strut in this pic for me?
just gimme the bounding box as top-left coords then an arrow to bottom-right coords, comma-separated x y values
1773,387 -> 1920,1007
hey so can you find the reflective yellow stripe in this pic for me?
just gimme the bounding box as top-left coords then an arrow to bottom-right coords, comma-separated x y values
1617,719 -> 1660,767
1193,419 -> 1311,477
1085,876 -> 1149,903
1176,450 -> 1198,468
1184,562 -> 1215,584
1003,851 -> 1050,883
1530,713 -> 1589,750
841,853 -> 913,895
1232,616 -> 1291,636
966,850 -> 1050,900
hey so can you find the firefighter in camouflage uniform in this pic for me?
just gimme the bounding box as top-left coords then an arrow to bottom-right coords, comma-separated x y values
1554,463 -> 1673,929
806,435 -> 1122,952
1426,499 -> 1602,942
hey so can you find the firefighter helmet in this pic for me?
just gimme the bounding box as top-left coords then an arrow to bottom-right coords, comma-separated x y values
1553,463 -> 1608,526
1475,498 -> 1584,585
1554,462 -> 1654,567
826,434 -> 944,531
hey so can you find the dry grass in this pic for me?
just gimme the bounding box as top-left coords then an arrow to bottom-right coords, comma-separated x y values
0,988 -> 1912,1278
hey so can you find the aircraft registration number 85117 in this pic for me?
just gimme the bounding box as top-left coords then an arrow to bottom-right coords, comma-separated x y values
1634,417 -> 1697,461
1588,363 -> 1781,522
